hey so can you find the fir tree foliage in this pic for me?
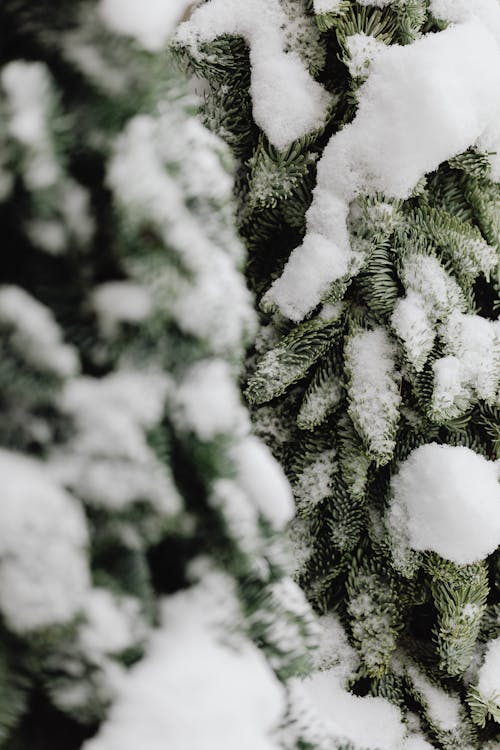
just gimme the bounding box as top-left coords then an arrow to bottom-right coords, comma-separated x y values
177,1 -> 500,747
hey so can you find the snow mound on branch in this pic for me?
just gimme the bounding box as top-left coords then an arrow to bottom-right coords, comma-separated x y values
84,575 -> 286,750
264,15 -> 500,320
173,359 -> 250,440
231,436 -> 294,530
0,450 -> 90,632
431,312 -> 500,419
92,282 -> 153,337
293,615 -> 409,750
176,0 -> 332,149
345,327 -> 401,465
476,636 -> 500,718
99,0 -> 192,50
388,443 -> 500,565
407,665 -> 461,732
0,285 -> 79,377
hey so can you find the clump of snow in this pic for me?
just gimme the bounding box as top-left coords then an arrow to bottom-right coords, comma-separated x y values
288,614 -> 412,750
84,576 -> 286,750
392,254 -> 466,371
399,254 -> 466,321
99,0 -> 193,51
293,449 -> 337,514
297,372 -> 342,429
176,0 -> 331,150
387,443 -> 500,565
92,282 -> 153,337
49,372 -> 181,516
430,0 -> 500,48
79,588 -> 146,659
231,436 -> 294,530
345,328 -> 401,465
313,0 -> 343,12
301,670 -> 407,750
173,359 -> 250,441
404,736 -> 437,750
431,312 -> 500,420
1,61 -> 60,190
61,179 -> 95,246
210,479 -> 264,564
476,637 -> 500,720
391,292 -> 434,372
347,33 -> 387,79
263,18 -> 500,320
0,450 -> 90,633
0,285 -> 79,377
407,665 -> 461,732
314,613 -> 359,676
26,219 -> 66,255
108,114 -> 256,355
400,253 -> 465,321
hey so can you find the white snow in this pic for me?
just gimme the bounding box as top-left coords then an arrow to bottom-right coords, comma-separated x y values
1,61 -> 60,190
231,436 -> 294,530
392,254 -> 467,373
79,588 -> 146,658
0,285 -> 79,377
263,17 -> 500,320
49,372 -> 182,516
346,33 -> 387,79
210,479 -> 263,561
431,312 -> 500,419
293,449 -> 337,513
290,614 -> 411,750
345,328 -> 401,464
176,0 -> 331,150
0,450 -> 90,633
313,0 -> 343,12
173,359 -> 250,441
476,636 -> 500,717
388,443 -> 500,565
301,670 -> 407,750
98,0 -> 193,50
92,282 -> 153,337
297,372 -> 342,428
84,576 -> 286,750
407,665 -> 461,732
61,180 -> 95,246
391,292 -> 434,372
399,254 -> 466,322
404,737 -> 436,750
108,114 -> 256,355
314,613 -> 359,676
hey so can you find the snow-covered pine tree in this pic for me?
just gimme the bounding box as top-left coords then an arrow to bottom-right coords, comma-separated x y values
177,1 -> 500,748
0,3 -> 320,749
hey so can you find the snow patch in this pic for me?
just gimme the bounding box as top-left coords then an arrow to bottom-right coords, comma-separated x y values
84,577 -> 286,750
177,0 -> 331,149
431,312 -> 500,419
407,665 -> 461,732
0,285 -> 78,377
1,61 -> 60,190
231,436 -> 294,530
92,282 -> 153,337
388,443 -> 500,565
99,0 -> 193,50
345,328 -> 401,464
173,359 -> 249,441
476,636 -> 500,718
0,450 -> 90,633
